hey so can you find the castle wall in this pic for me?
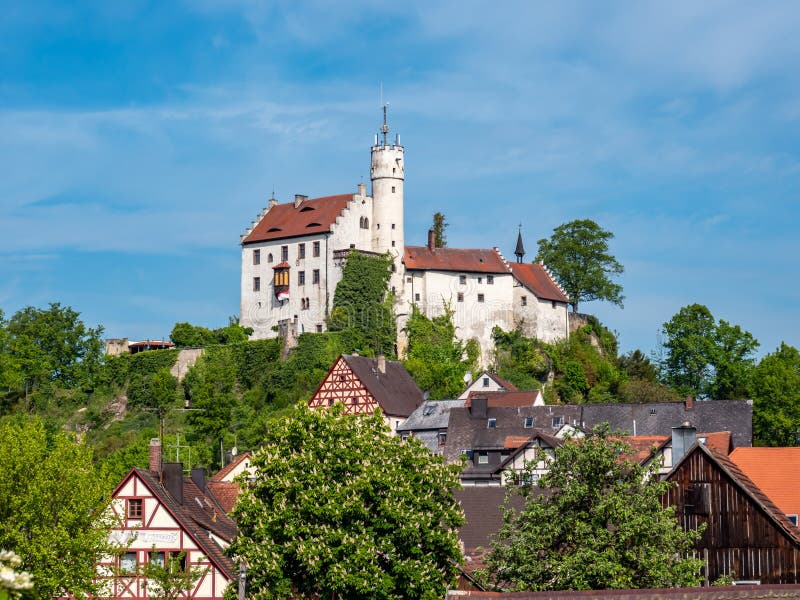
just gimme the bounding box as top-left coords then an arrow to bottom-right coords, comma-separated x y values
512,286 -> 570,343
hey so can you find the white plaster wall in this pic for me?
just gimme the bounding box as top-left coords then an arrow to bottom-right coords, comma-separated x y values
512,284 -> 570,343
407,270 -> 514,366
458,372 -> 508,399
500,444 -> 555,486
370,143 -> 404,295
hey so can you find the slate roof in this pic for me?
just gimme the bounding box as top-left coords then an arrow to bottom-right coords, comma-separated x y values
443,405 -> 583,466
404,246 -> 509,274
580,400 -> 752,448
454,486 -> 530,551
242,194 -> 352,244
466,390 -> 543,408
508,262 -> 569,303
668,443 -> 800,546
342,354 -> 425,417
729,447 -> 800,518
129,468 -> 237,579
398,399 -> 465,432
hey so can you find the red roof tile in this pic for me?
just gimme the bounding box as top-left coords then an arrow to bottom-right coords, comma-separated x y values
508,262 -> 569,303
210,452 -> 251,483
466,390 -> 543,408
504,435 -> 532,449
622,435 -> 669,464
697,431 -> 732,455
729,447 -> 800,518
242,194 -> 352,244
206,481 -> 240,514
404,246 -> 509,274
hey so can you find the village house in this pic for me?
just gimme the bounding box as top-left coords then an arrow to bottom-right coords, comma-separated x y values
103,440 -> 236,600
458,371 -> 518,399
307,353 -> 424,433
239,111 -> 570,364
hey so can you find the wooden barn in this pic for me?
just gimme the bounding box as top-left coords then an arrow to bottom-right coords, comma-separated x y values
664,442 -> 800,584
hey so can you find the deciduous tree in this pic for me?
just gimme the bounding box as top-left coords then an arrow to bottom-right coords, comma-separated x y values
228,405 -> 464,599
536,219 -> 624,313
750,343 -> 800,446
0,416 -> 117,599
483,425 -> 703,591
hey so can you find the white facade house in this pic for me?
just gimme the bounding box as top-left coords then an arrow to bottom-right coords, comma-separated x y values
239,113 -> 570,364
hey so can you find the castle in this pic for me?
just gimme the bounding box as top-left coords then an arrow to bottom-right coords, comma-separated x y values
240,111 -> 570,364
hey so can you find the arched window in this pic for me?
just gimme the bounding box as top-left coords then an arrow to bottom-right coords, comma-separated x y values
267,253 -> 273,263
361,217 -> 369,229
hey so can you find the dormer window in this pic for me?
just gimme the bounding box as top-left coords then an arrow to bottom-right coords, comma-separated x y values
267,227 -> 282,233
524,417 -> 534,428
487,418 -> 497,428
299,206 -> 315,212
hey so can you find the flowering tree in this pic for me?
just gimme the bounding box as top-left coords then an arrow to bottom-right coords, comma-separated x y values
0,551 -> 33,600
228,405 -> 464,599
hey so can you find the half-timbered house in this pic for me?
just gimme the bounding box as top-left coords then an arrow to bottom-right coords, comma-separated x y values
102,439 -> 237,600
307,353 -> 424,433
664,442 -> 800,584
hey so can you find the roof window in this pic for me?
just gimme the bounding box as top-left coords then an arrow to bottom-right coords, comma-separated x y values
299,206 -> 315,212
267,227 -> 282,232
306,222 -> 322,228
487,418 -> 497,428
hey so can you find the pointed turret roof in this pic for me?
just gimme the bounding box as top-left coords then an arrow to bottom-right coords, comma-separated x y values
514,229 -> 525,262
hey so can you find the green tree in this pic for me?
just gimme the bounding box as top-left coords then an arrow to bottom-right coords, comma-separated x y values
432,212 -> 448,247
659,304 -> 758,399
5,303 -> 104,390
404,305 -> 478,399
140,548 -> 207,600
0,416 -> 118,599
327,250 -> 396,358
228,405 -> 464,599
170,319 -> 252,348
536,219 -> 624,313
750,343 -> 800,446
483,425 -> 703,591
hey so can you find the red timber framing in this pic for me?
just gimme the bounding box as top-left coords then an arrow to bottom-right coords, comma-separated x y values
308,355 -> 380,415
103,469 -> 234,600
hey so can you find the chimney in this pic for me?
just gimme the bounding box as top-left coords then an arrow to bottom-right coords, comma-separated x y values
191,466 -> 206,493
357,182 -> 366,196
149,438 -> 162,475
684,395 -> 694,410
470,397 -> 488,419
268,197 -> 278,209
377,354 -> 386,374
671,422 -> 697,464
294,194 -> 307,208
162,463 -> 184,505
427,229 -> 436,251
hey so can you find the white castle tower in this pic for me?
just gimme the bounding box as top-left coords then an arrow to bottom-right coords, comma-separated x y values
370,106 -> 405,296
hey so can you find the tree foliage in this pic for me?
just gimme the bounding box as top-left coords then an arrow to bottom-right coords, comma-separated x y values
140,548 -> 207,600
483,425 -> 703,591
659,304 -> 759,399
170,319 -> 252,348
228,405 -> 464,599
0,416 -> 117,599
750,343 -> 800,446
327,251 -> 396,358
404,305 -> 478,400
432,212 -> 448,247
536,219 -> 624,313
3,303 -> 103,391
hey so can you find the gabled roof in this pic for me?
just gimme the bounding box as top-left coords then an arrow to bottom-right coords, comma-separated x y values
466,390 -> 543,408
508,262 -> 569,303
341,354 -> 424,417
398,399 -> 466,432
120,468 -> 237,579
242,194 -> 352,244
729,447 -> 800,518
465,372 -> 519,393
496,430 -> 563,472
403,246 -> 510,274
668,443 -> 800,546
211,452 -> 251,483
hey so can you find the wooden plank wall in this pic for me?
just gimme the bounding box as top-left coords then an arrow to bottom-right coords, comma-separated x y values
665,450 -> 800,584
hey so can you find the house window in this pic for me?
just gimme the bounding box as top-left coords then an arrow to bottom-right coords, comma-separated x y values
149,551 -> 166,567
391,186 -> 396,193
552,416 -> 563,428
316,324 -> 323,332
438,432 -> 447,447
273,269 -> 289,287
281,246 -> 288,261
253,249 -> 261,265
313,269 -> 320,284
521,295 -> 527,306
788,515 -> 799,526
391,223 -> 396,230
352,397 -> 359,406
457,292 -> 464,303
328,398 -> 334,406
487,275 -> 494,284
478,277 -> 483,284
415,293 -> 420,302
552,301 -> 557,309
119,551 -> 137,574
477,452 -> 489,465
313,241 -> 320,257
483,377 -> 490,387
391,263 -> 396,272
459,275 -> 466,285
298,271 -> 305,285
253,277 -> 261,292
477,294 -> 485,303
267,253 -> 273,263
301,298 -> 310,310
127,498 -> 143,520
391,240 -> 395,247
524,417 -> 534,428
650,408 -> 657,415
487,418 -> 497,428
298,243 -> 306,259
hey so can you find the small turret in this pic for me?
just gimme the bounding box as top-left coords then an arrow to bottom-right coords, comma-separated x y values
514,226 -> 525,263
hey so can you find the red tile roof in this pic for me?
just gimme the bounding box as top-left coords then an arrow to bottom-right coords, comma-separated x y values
729,447 -> 800,518
466,390 -> 542,408
242,194 -> 352,244
404,246 -> 509,274
206,481 -> 240,514
698,431 -> 732,455
508,262 -> 569,303
504,435 -> 533,449
210,452 -> 251,483
623,435 -> 669,464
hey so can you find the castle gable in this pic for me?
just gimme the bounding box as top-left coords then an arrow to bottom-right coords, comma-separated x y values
242,194 -> 352,244
509,262 -> 569,303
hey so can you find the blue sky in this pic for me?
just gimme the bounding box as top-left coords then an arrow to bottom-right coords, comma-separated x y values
1,1 -> 799,358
